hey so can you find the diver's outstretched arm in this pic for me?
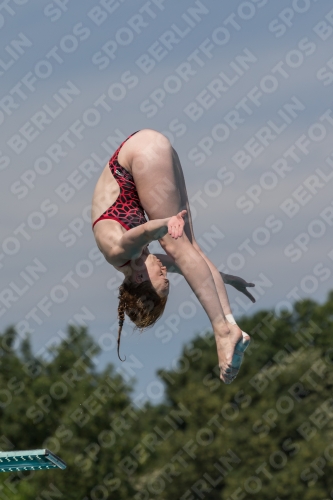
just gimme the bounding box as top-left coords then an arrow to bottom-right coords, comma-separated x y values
156,254 -> 256,304
102,212 -> 187,265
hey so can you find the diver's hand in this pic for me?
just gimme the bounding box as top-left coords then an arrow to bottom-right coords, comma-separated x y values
167,210 -> 187,239
221,272 -> 256,303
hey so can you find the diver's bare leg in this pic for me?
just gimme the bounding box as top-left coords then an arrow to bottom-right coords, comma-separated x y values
124,130 -> 234,318
122,130 -> 244,380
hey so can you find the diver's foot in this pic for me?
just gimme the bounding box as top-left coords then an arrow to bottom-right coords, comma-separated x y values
215,324 -> 250,384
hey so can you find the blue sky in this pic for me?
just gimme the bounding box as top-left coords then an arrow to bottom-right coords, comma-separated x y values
1,0 -> 333,404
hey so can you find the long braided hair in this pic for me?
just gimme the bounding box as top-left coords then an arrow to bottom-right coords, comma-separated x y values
117,299 -> 126,362
117,280 -> 167,362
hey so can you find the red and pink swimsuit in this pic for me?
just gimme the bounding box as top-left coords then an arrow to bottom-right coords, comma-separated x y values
92,131 -> 147,267
92,131 -> 147,231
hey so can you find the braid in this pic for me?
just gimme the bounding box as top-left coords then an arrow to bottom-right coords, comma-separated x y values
117,289 -> 126,362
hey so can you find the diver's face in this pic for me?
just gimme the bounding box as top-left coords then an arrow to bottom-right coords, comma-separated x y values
145,254 -> 169,297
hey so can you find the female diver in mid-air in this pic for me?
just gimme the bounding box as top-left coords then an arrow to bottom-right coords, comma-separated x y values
92,129 -> 255,384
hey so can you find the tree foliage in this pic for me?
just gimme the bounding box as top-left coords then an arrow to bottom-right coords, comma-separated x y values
1,292 -> 333,499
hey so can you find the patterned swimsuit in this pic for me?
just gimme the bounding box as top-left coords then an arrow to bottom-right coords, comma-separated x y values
92,131 -> 147,266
